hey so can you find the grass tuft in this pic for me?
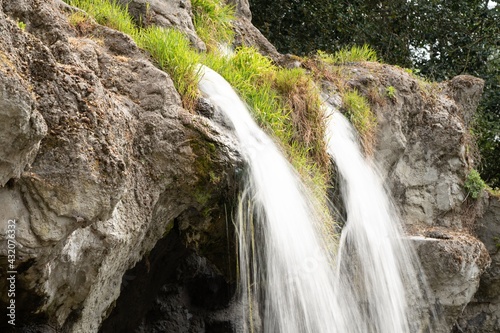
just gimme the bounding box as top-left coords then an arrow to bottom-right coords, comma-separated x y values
137,27 -> 201,109
274,68 -> 329,171
342,90 -> 377,155
17,21 -> 26,30
318,44 -> 378,65
191,0 -> 235,51
65,0 -> 138,36
385,85 -> 397,101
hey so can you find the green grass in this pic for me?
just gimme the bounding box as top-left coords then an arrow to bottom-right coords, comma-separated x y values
204,48 -> 329,192
318,44 -> 378,65
17,21 -> 26,30
137,27 -> 201,109
65,0 -> 201,108
64,0 -> 330,198
385,85 -> 396,101
65,0 -> 138,36
274,67 -> 329,171
191,0 -> 235,51
342,90 -> 377,154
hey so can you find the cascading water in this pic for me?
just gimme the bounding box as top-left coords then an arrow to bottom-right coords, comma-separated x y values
324,102 -> 435,333
197,65 -> 435,333
198,65 -> 348,333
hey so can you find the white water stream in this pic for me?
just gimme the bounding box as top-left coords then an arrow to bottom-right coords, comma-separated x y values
198,65 -> 434,333
325,104 -> 433,333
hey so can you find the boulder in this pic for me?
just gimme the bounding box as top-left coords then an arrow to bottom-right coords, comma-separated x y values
412,235 -> 490,332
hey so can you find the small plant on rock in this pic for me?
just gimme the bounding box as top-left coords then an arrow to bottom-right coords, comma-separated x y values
385,85 -> 396,101
464,169 -> 486,199
17,21 -> 26,30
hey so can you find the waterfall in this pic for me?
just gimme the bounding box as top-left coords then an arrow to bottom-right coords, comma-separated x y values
324,103 -> 434,333
197,65 -> 435,333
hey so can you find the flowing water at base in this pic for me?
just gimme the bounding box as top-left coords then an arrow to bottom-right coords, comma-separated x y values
198,65 -> 435,333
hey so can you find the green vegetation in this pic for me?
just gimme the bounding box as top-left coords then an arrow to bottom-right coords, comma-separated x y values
17,21 -> 26,30
249,0 -> 500,188
385,86 -> 396,101
137,27 -> 201,109
65,0 -> 137,36
318,45 -> 378,65
191,0 -> 235,51
465,169 -> 487,199
274,67 -> 328,169
65,0 -> 201,109
342,90 -> 377,154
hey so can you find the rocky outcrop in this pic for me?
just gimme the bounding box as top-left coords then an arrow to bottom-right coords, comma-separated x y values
0,0 -> 241,332
336,63 -> 491,332
344,64 -> 484,230
456,195 -> 500,332
413,235 -> 489,332
0,0 -> 497,332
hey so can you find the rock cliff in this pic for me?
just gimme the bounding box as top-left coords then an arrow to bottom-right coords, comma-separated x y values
0,0 -> 497,332
0,0 -> 241,331
336,63 -> 492,332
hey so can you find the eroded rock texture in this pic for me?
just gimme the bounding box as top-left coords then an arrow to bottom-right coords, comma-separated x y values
0,0 -> 497,332
0,0 -> 241,332
342,65 -> 484,230
332,63 -> 492,332
456,195 -> 500,332
117,0 -> 207,51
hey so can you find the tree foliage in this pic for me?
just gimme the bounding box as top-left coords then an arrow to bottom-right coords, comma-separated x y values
249,0 -> 500,187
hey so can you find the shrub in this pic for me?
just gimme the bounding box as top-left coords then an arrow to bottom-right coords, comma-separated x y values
465,169 -> 486,199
